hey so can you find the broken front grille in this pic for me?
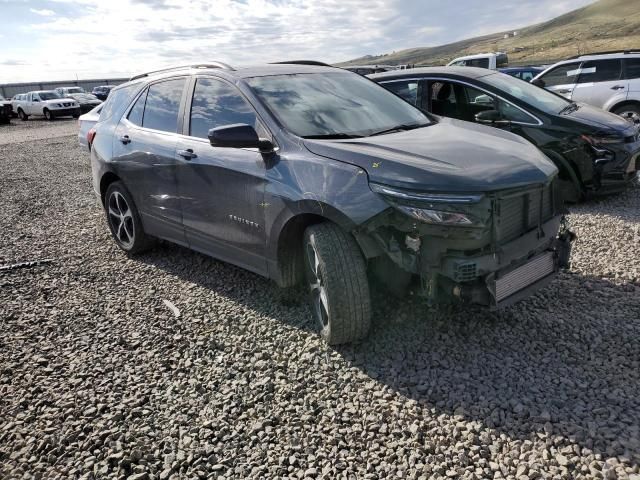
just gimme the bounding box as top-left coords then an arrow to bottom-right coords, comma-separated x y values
494,183 -> 556,244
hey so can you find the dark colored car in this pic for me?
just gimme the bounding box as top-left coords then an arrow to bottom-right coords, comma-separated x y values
91,63 -> 573,344
499,66 -> 543,82
0,96 -> 12,124
92,86 -> 114,101
372,67 -> 640,201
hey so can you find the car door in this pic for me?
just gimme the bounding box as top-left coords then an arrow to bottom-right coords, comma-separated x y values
571,59 -> 625,108
175,76 -> 268,275
111,77 -> 188,245
537,62 -> 582,99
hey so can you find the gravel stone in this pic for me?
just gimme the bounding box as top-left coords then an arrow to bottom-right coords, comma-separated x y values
1,121 -> 639,478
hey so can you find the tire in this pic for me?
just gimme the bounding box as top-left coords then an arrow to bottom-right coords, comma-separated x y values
17,109 -> 28,121
104,181 -> 154,254
303,223 -> 371,345
43,109 -> 54,121
612,104 -> 640,126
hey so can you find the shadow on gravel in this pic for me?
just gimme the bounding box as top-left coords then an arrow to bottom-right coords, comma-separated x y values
136,242 -> 640,464
338,274 -> 640,464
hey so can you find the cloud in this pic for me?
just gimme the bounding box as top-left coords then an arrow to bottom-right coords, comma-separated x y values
1,0 -> 596,83
30,8 -> 56,16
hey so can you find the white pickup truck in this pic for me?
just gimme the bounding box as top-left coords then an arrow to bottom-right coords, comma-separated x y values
447,52 -> 509,70
15,91 -> 81,121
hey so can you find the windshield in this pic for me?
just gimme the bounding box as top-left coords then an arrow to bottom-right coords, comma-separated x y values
482,72 -> 570,114
38,91 -> 61,100
246,72 -> 431,138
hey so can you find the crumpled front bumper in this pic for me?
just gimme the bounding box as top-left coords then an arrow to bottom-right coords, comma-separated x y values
435,216 -> 575,308
590,138 -> 640,194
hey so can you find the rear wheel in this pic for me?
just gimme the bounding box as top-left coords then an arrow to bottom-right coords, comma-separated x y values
104,181 -> 154,254
613,104 -> 640,126
18,109 -> 28,121
303,223 -> 371,345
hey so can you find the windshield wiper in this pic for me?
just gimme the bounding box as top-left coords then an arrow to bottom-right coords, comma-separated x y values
368,123 -> 429,137
559,102 -> 579,115
302,133 -> 364,139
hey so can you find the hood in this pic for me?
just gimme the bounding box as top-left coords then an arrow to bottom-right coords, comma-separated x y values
69,93 -> 101,103
303,118 -> 557,192
564,103 -> 635,134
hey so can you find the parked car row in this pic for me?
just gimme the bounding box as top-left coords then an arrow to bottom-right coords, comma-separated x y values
86,61 -> 580,345
4,85 -> 115,123
55,86 -> 103,113
11,91 -> 81,120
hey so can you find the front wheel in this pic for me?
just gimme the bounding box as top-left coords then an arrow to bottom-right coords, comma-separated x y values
104,181 -> 153,254
303,223 -> 371,345
613,104 -> 640,126
43,109 -> 54,121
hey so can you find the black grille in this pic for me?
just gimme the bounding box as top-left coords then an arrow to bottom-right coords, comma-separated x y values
495,184 -> 554,244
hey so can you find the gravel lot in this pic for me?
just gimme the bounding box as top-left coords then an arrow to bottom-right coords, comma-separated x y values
1,120 -> 639,480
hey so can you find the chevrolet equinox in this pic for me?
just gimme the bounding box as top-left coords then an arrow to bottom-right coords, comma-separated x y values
91,62 -> 574,344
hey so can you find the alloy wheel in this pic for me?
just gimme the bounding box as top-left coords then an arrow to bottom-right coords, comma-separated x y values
306,241 -> 330,329
618,110 -> 640,126
107,191 -> 135,249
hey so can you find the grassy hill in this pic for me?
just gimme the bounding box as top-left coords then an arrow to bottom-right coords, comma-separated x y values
338,0 -> 640,67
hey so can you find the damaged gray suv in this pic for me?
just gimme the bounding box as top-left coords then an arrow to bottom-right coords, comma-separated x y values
91,62 -> 574,345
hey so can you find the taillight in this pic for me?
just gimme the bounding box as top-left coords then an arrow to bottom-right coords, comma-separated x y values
87,127 -> 96,148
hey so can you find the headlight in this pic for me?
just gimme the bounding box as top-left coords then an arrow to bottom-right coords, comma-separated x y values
370,183 -> 485,226
581,134 -> 622,145
56,103 -> 62,107
395,206 -> 478,225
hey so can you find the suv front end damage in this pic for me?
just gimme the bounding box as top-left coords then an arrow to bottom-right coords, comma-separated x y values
358,179 -> 574,308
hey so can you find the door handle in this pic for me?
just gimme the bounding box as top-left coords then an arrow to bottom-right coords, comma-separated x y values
557,89 -> 572,94
120,135 -> 131,145
611,85 -> 626,90
177,149 -> 197,160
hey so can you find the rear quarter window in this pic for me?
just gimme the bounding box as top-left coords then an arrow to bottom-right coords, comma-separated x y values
99,83 -> 142,122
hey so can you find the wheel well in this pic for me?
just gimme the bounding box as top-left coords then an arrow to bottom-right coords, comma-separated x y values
276,213 -> 327,288
99,172 -> 120,206
609,100 -> 640,113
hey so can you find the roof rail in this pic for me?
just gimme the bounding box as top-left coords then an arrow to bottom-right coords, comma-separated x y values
570,49 -> 640,59
129,62 -> 234,81
270,60 -> 333,67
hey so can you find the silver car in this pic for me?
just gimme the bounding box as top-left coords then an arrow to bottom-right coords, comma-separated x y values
78,103 -> 102,150
533,50 -> 640,125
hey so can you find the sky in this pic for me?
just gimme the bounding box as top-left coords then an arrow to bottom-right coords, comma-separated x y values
0,0 -> 596,83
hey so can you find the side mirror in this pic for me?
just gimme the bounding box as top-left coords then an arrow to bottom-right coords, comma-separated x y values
33,98 -> 40,102
475,110 -> 510,126
208,123 -> 274,152
531,78 -> 545,88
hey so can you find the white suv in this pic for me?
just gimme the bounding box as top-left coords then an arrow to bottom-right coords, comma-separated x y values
15,90 -> 81,121
532,50 -> 640,125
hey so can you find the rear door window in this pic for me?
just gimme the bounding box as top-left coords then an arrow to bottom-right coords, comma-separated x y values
624,58 -> 640,80
188,77 -> 257,139
142,78 -> 186,133
577,59 -> 622,83
538,62 -> 581,87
